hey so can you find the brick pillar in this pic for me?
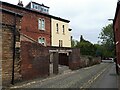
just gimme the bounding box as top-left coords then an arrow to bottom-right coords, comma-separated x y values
69,52 -> 72,69
53,52 -> 59,74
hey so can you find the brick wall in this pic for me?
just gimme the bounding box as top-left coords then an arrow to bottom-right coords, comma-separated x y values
20,41 -> 49,80
69,48 -> 81,70
2,26 -> 13,86
48,47 -> 81,70
2,3 -> 51,46
80,55 -> 101,68
2,10 -> 22,86
114,5 -> 120,74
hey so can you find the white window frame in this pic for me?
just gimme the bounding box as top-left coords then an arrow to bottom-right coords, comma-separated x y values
38,18 -> 45,30
59,40 -> 63,47
38,37 -> 46,46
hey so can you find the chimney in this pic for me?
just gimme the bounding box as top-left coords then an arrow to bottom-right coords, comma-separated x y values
18,0 -> 23,7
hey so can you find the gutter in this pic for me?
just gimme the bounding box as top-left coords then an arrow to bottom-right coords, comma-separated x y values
11,14 -> 16,85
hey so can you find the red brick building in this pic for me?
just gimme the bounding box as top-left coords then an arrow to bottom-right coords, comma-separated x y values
1,1 -> 51,46
114,1 -> 120,74
1,1 -> 70,46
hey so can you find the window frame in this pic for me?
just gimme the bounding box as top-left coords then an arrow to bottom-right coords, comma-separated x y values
38,37 -> 46,46
59,40 -> 63,47
38,18 -> 45,30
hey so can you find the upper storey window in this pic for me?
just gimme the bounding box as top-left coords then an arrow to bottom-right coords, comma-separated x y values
26,2 -> 49,14
56,23 -> 59,33
33,4 -> 39,10
38,19 -> 45,30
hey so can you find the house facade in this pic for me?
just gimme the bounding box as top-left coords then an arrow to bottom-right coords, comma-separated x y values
1,1 -> 73,85
114,1 -> 120,74
1,1 -> 51,46
51,18 -> 71,47
1,1 -> 71,47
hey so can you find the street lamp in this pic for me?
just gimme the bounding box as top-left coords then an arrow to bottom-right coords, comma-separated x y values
108,19 -> 114,21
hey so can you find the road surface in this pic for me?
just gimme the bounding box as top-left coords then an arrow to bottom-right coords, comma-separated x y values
10,63 -> 120,89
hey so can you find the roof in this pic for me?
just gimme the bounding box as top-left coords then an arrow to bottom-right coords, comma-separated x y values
0,8 -> 23,17
25,1 -> 49,8
1,1 -> 70,23
32,1 -> 49,8
113,1 -> 120,27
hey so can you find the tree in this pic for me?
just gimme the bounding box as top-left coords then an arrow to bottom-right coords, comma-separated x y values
98,23 -> 115,57
76,35 -> 96,56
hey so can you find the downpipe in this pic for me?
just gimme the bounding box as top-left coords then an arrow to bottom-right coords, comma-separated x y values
11,14 -> 16,85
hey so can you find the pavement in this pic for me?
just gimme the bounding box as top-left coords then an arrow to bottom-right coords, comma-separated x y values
7,63 -> 120,89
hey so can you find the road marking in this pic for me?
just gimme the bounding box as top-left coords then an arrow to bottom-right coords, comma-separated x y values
80,66 -> 109,89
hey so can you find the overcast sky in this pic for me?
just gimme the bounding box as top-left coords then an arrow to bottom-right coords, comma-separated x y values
1,0 -> 118,43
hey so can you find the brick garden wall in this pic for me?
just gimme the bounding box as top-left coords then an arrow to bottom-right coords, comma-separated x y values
69,48 -> 81,70
20,41 -> 49,80
80,55 -> 101,68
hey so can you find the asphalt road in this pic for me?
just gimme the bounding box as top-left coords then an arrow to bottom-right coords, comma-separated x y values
10,63 -> 119,89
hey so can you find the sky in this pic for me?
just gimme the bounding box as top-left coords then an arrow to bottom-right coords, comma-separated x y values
1,0 -> 118,44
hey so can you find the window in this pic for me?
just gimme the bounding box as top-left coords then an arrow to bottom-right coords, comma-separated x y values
41,19 -> 45,30
38,19 -> 45,30
33,4 -> 38,10
56,23 -> 59,33
44,9 -> 46,12
62,25 -> 65,34
38,37 -> 46,46
59,40 -> 63,47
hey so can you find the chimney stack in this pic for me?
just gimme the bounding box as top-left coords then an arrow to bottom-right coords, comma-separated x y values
18,0 -> 23,7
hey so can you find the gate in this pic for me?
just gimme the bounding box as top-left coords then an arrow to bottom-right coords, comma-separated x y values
59,53 -> 69,66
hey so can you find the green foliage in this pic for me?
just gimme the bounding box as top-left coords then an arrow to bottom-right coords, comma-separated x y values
76,35 -> 97,56
98,23 -> 115,58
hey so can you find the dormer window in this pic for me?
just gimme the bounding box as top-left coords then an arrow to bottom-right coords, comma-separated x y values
33,4 -> 38,10
26,2 -> 49,14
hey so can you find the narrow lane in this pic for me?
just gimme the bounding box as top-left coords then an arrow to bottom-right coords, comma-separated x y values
10,63 -> 118,89
90,63 -> 118,88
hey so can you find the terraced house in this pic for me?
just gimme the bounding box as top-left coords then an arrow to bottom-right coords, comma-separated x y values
51,18 -> 71,47
2,1 -> 51,46
1,0 -> 74,86
1,1 -> 71,47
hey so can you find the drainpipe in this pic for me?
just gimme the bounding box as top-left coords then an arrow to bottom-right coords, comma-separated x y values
11,14 -> 17,85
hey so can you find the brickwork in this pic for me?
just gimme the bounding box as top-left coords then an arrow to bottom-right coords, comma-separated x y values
80,55 -> 101,68
2,26 -> 13,85
2,10 -> 22,86
2,3 -> 51,46
69,48 -> 81,70
114,2 -> 120,74
20,41 -> 49,80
